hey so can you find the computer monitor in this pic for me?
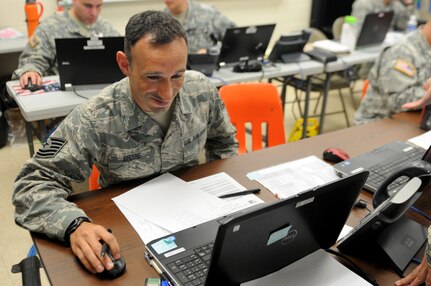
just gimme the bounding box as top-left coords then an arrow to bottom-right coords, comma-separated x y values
55,37 -> 125,91
268,29 -> 311,63
217,24 -> 276,73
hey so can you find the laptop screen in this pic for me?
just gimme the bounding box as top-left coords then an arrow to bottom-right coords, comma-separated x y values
55,37 -> 125,90
356,11 -> 394,49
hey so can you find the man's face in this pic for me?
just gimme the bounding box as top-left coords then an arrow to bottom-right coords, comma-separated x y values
125,37 -> 188,113
72,0 -> 103,25
164,0 -> 188,15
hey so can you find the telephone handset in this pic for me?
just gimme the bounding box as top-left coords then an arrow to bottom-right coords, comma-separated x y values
372,160 -> 431,209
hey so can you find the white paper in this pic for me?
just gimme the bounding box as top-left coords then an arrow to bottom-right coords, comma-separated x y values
113,173 -> 228,233
247,156 -> 339,199
113,172 -> 263,243
408,131 -> 431,150
241,249 -> 372,286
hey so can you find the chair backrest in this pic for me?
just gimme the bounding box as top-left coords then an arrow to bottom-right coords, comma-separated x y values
332,16 -> 345,41
219,83 -> 286,154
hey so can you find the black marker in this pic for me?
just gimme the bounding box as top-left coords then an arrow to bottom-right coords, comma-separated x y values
218,188 -> 261,199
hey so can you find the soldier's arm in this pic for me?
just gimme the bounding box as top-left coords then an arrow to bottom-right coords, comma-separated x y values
393,2 -> 416,31
210,8 -> 236,41
12,107 -> 96,241
205,82 -> 238,161
350,0 -> 370,30
12,26 -> 56,80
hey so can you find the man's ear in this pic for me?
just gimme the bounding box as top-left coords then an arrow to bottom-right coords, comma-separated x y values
116,51 -> 131,77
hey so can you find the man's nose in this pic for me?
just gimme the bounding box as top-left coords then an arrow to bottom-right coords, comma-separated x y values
158,81 -> 173,101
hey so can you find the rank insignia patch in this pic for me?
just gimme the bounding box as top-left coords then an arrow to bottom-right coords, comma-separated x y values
35,137 -> 67,159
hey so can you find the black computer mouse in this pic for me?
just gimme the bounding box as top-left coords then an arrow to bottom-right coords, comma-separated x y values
98,248 -> 126,279
24,78 -> 42,92
322,147 -> 350,163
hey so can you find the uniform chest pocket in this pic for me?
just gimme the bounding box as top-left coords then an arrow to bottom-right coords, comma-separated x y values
183,128 -> 207,164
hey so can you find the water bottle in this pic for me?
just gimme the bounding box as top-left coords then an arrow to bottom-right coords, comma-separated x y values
406,15 -> 417,32
24,0 -> 44,38
340,15 -> 357,52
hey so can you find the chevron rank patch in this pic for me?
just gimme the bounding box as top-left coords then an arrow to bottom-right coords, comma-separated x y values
35,137 -> 67,159
394,59 -> 416,77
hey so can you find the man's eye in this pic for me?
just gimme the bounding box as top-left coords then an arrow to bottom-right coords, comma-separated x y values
147,76 -> 160,81
172,74 -> 183,80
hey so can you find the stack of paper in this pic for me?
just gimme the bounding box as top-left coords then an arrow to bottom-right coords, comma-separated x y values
313,40 -> 350,54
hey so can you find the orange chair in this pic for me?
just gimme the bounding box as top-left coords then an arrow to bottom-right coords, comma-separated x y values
88,164 -> 100,190
361,79 -> 369,100
219,83 -> 286,154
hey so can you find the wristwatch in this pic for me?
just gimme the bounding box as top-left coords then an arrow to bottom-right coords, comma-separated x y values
64,216 -> 91,243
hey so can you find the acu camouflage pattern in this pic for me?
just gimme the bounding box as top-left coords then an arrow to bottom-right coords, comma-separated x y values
164,0 -> 235,54
428,227 -> 431,267
12,70 -> 238,241
354,28 -> 431,125
351,0 -> 416,31
12,9 -> 119,79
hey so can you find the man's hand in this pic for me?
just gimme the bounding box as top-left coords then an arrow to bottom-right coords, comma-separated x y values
69,222 -> 121,274
395,257 -> 431,286
402,77 -> 431,110
19,71 -> 42,88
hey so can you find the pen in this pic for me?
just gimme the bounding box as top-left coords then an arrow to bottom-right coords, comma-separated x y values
218,188 -> 261,199
100,228 -> 112,258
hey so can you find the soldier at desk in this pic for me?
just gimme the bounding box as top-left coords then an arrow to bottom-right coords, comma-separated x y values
354,20 -> 431,125
12,0 -> 119,88
163,0 -> 236,54
12,11 -> 238,275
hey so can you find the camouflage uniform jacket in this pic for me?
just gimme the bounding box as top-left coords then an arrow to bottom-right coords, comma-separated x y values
351,0 -> 416,31
164,0 -> 235,54
12,9 -> 119,79
354,28 -> 431,125
12,71 -> 238,241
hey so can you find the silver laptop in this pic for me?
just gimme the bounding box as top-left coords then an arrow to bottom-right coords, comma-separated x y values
355,11 -> 394,50
144,172 -> 368,286
55,37 -> 125,91
333,141 -> 428,193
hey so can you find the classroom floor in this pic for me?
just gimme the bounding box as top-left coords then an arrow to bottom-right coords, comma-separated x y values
0,80 -> 363,286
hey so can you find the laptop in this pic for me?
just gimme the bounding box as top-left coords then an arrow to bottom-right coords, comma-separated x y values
187,54 -> 218,76
55,37 -> 125,91
333,141 -> 428,193
144,172 -> 369,286
355,11 -> 394,50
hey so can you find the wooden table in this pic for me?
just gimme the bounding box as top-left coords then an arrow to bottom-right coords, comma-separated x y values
32,115 -> 430,286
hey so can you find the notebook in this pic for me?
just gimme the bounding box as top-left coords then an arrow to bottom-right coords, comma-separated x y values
144,171 -> 369,286
187,54 -> 218,76
333,141 -> 428,193
55,37 -> 125,91
355,11 -> 394,50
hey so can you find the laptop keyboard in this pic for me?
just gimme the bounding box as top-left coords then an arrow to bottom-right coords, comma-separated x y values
167,242 -> 214,286
367,149 -> 424,191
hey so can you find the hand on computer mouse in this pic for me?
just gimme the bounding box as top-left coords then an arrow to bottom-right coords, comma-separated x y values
323,147 -> 350,163
24,78 -> 42,92
99,244 -> 126,279
20,71 -> 42,88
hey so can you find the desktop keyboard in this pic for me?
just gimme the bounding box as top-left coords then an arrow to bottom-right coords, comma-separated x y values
366,148 -> 424,192
167,242 -> 213,286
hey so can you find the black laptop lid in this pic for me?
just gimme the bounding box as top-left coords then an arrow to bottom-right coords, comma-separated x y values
205,171 -> 369,285
356,11 -> 394,48
55,37 -> 125,90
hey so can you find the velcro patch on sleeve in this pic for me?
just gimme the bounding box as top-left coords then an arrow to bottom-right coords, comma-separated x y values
394,59 -> 416,77
35,137 -> 67,159
28,35 -> 39,48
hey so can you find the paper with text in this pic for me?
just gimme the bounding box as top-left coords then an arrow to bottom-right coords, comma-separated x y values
246,156 -> 339,199
408,130 -> 431,150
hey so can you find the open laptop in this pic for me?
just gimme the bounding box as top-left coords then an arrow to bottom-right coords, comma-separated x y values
55,37 -> 125,91
144,171 -> 369,286
187,54 -> 218,76
334,141 -> 428,193
355,11 -> 394,50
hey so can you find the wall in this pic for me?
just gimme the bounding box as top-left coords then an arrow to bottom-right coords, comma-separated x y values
0,0 -> 312,47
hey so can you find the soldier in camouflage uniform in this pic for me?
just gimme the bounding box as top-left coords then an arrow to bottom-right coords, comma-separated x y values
12,10 -> 238,274
163,0 -> 235,54
13,0 -> 119,88
354,20 -> 431,125
351,0 -> 416,31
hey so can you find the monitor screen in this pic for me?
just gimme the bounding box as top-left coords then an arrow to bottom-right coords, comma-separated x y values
55,37 -> 125,90
268,29 -> 311,63
217,24 -> 276,72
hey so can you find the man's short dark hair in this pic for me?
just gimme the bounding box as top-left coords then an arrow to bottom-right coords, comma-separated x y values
124,10 -> 187,64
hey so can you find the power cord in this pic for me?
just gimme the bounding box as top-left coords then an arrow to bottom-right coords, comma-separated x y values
72,87 -> 91,99
325,248 -> 379,286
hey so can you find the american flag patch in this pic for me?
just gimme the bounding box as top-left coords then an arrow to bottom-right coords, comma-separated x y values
35,137 -> 67,159
394,59 -> 416,77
